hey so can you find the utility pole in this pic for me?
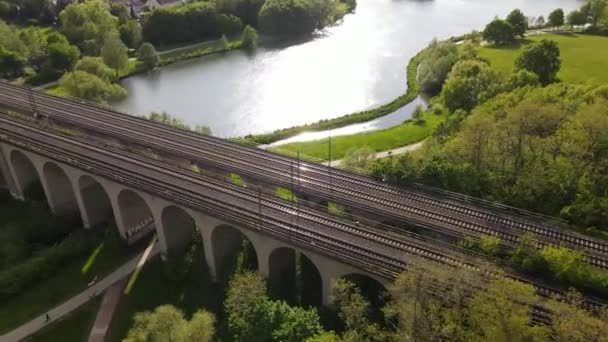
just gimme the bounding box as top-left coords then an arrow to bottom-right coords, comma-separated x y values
328,131 -> 332,191
297,151 -> 301,226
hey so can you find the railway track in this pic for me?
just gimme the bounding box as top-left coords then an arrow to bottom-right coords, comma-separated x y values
1,114 -> 605,318
1,81 -> 607,268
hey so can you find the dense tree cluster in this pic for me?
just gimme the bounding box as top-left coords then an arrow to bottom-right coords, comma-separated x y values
417,40 -> 459,93
0,0 -> 54,25
373,83 -> 608,238
0,22 -> 79,82
59,0 -> 119,55
142,2 -> 242,46
124,305 -> 216,342
515,39 -> 561,85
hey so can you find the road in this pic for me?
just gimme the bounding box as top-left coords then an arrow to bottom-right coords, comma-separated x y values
0,241 -> 159,342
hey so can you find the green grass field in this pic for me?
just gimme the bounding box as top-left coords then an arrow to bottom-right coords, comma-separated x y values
0,229 -> 150,333
278,110 -> 447,161
24,298 -> 101,342
479,33 -> 608,84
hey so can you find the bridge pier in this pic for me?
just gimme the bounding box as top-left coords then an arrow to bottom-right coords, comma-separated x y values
0,143 -> 18,197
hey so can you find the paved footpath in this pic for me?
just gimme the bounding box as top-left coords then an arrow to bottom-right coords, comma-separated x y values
87,278 -> 128,342
0,242 -> 159,342
322,141 -> 425,167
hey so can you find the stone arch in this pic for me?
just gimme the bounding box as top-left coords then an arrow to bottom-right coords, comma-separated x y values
161,205 -> 197,254
118,189 -> 155,241
0,165 -> 6,190
340,273 -> 390,323
268,247 -> 322,307
43,162 -> 79,217
10,150 -> 46,202
79,175 -> 114,228
211,224 -> 258,283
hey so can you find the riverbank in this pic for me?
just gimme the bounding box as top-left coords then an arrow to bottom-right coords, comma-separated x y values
243,49 -> 424,145
45,36 -> 245,97
277,107 -> 447,161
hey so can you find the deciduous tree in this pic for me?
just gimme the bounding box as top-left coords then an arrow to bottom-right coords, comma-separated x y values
506,9 -> 528,37
548,8 -> 565,29
137,42 -> 159,70
483,19 -> 515,45
515,39 -> 561,85
101,34 -> 129,77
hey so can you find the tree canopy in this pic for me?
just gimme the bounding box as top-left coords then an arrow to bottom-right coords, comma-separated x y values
515,39 -> 561,85
137,42 -> 159,70
417,40 -> 459,93
483,19 -> 515,45
59,0 -> 118,55
506,9 -> 528,37
124,305 -> 216,342
548,8 -> 565,28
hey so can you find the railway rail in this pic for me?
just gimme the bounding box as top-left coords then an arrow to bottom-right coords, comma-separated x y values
1,81 -> 607,269
1,113 -> 606,320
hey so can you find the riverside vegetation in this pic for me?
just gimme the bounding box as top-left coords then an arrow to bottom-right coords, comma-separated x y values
1,0 -> 356,103
372,1 -> 608,242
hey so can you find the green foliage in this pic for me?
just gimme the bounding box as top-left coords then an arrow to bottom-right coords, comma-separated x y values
479,235 -> 501,256
142,2 -> 242,46
483,19 -> 515,45
567,9 -> 587,27
417,40 -> 458,93
101,33 -> 129,76
441,59 -> 504,112
580,0 -> 608,26
341,146 -> 376,169
547,292 -> 608,341
241,25 -> 258,50
75,57 -> 115,81
124,305 -> 215,342
331,279 -> 387,341
59,0 -> 118,55
478,34 -> 608,85
506,69 -> 540,90
467,277 -> 549,341
59,70 -> 127,103
0,231 -> 94,301
120,20 -> 142,49
137,42 -> 159,70
506,9 -> 528,37
257,0 -> 354,37
374,84 -> 608,239
515,39 -> 561,85
549,8 -> 565,28
225,272 -> 322,341
47,41 -> 80,72
230,173 -> 246,187
276,187 -> 297,202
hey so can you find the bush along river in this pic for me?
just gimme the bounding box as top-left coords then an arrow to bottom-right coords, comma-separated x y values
111,0 -> 579,140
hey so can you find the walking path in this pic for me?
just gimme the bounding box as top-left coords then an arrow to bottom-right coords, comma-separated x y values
0,241 -> 159,342
87,278 -> 128,342
322,141 -> 425,167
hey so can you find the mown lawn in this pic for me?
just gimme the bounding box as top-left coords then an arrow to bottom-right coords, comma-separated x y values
24,297 -> 101,342
0,229 -> 151,333
278,110 -> 447,161
479,33 -> 608,84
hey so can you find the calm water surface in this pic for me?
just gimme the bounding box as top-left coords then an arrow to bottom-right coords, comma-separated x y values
113,0 -> 580,138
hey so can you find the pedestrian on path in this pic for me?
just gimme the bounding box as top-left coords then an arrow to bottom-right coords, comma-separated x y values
45,313 -> 50,323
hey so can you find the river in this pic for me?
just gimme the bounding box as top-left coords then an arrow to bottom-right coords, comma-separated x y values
112,0 -> 580,138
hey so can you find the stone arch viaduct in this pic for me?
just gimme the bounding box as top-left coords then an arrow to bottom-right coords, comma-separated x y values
0,142 -> 388,306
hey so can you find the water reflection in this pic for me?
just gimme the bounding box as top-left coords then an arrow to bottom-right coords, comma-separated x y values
113,0 -> 579,137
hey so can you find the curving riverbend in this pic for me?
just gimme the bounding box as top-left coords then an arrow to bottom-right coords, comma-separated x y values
112,0 -> 579,138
